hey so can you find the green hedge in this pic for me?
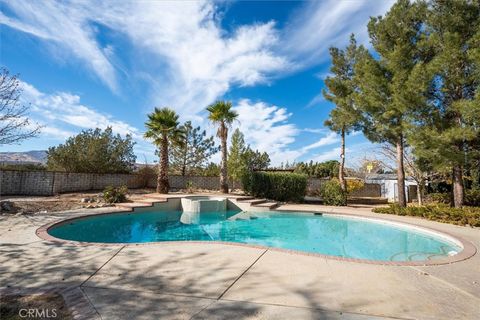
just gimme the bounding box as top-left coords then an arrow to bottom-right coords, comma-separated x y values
242,171 -> 307,202
319,179 -> 347,206
373,204 -> 480,227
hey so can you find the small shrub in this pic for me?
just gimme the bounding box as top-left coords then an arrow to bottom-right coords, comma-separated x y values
185,180 -> 195,193
346,179 -> 364,194
103,185 -> 128,203
373,204 -> 480,227
425,192 -> 450,204
241,171 -> 307,202
466,188 -> 480,206
319,179 -> 346,206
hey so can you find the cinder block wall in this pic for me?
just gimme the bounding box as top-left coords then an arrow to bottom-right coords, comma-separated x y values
0,170 -> 222,196
0,170 -> 55,196
0,169 -> 382,197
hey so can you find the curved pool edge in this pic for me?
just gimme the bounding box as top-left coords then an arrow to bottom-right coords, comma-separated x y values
35,209 -> 477,267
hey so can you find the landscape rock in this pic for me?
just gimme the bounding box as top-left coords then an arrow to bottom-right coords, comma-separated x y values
0,201 -> 14,212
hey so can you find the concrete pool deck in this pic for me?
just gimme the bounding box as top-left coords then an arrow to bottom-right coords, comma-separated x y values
1,200 -> 479,319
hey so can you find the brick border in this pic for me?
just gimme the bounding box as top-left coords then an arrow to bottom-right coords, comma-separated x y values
0,286 -> 99,320
36,201 -> 477,267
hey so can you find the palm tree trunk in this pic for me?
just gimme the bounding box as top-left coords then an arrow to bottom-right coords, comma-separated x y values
396,137 -> 407,207
339,127 -> 347,192
157,134 -> 169,194
220,122 -> 229,193
452,165 -> 464,208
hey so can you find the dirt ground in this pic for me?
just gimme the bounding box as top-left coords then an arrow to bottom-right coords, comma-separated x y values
0,188 -> 240,215
0,293 -> 72,320
0,188 -> 157,215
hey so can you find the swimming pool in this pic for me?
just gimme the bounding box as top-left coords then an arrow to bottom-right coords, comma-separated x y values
47,209 -> 463,262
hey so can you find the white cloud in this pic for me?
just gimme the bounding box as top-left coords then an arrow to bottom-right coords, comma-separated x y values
1,1 -> 394,116
281,0 -> 396,67
0,2 -> 118,91
232,99 -> 340,165
101,1 -> 289,117
305,93 -> 325,109
303,128 -> 328,134
20,81 -> 141,139
20,80 -> 160,161
1,1 -> 288,116
311,147 -> 342,163
232,99 -> 298,164
301,132 -> 339,152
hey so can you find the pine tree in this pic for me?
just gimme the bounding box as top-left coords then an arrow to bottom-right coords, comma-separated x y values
353,0 -> 428,207
228,128 -> 247,187
228,129 -> 271,188
323,35 -> 364,193
243,148 -> 270,171
409,0 -> 480,207
170,121 -> 219,176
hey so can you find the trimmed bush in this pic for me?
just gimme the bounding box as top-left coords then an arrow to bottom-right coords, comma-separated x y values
241,171 -> 307,202
373,204 -> 480,227
103,185 -> 128,203
466,189 -> 480,206
425,192 -> 451,204
319,178 -> 346,206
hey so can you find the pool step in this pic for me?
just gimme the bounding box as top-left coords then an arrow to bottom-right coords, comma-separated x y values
142,194 -> 168,200
236,197 -> 279,210
136,198 -> 167,204
237,198 -> 268,205
115,202 -> 153,209
252,201 -> 279,209
235,196 -> 255,201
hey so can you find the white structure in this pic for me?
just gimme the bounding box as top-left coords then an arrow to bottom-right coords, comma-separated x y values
365,174 -> 418,203
180,196 -> 227,212
179,196 -> 228,225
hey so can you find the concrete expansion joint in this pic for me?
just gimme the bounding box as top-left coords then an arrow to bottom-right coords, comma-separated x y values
78,286 -> 102,320
188,300 -> 217,320
217,249 -> 269,301
80,246 -> 125,288
410,266 -> 480,302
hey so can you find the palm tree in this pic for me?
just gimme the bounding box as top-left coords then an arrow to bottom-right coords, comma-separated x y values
144,107 -> 184,194
207,100 -> 238,193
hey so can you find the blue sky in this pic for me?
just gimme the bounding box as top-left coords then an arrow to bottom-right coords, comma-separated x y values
0,0 -> 395,165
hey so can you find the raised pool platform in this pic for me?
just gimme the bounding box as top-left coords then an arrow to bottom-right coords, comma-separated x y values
181,196 -> 227,213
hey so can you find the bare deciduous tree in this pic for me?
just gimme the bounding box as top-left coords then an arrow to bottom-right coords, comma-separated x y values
0,68 -> 41,145
378,144 -> 428,205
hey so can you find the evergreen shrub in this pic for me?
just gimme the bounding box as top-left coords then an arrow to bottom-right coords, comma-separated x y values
242,171 -> 307,202
319,178 -> 347,206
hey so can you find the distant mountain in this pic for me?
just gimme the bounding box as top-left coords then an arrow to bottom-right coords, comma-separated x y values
0,150 -> 48,164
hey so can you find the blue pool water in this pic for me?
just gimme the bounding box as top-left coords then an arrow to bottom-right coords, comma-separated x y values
48,210 -> 462,261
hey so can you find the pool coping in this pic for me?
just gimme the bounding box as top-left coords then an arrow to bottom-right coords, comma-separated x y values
35,204 -> 477,267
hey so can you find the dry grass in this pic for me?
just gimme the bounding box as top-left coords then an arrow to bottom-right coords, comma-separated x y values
373,204 -> 480,227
